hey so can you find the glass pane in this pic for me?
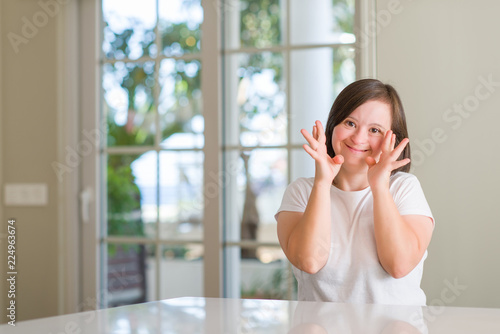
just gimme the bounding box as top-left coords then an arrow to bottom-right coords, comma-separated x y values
159,0 -> 203,56
159,59 -> 203,149
332,46 -> 356,96
291,149 -> 314,181
290,0 -> 355,45
241,254 -> 291,300
225,246 -> 294,300
102,0 -> 157,60
290,46 -> 355,144
131,151 -> 159,238
224,149 -> 287,244
159,151 -> 203,240
160,244 -> 204,298
224,52 -> 286,147
104,62 -> 156,147
107,153 -> 157,238
106,243 -> 156,307
290,48 -> 334,144
224,0 -> 283,49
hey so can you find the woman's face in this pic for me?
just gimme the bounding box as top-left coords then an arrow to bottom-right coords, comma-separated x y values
331,100 -> 392,171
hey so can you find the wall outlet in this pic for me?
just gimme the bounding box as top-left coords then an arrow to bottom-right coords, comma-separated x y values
4,183 -> 49,206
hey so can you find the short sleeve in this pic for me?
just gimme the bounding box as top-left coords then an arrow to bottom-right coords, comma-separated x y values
390,173 -> 435,226
274,177 -> 314,221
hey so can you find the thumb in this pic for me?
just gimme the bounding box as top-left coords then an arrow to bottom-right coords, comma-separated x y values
333,154 -> 344,165
365,156 -> 376,167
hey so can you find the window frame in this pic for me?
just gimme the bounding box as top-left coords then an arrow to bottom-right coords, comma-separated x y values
80,0 -> 104,310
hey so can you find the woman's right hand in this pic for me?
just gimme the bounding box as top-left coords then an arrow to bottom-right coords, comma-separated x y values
301,120 -> 344,185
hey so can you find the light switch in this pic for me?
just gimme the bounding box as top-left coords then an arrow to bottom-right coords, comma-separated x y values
4,183 -> 49,206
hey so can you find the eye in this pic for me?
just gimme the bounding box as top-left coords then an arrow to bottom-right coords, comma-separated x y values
345,120 -> 355,128
369,127 -> 381,134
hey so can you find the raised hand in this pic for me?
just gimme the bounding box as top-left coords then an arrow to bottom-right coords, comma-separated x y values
366,130 -> 410,189
301,120 -> 344,185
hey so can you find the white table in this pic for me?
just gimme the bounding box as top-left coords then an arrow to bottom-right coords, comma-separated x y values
1,297 -> 500,333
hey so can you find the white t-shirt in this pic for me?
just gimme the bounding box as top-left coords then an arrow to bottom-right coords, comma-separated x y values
275,172 -> 434,306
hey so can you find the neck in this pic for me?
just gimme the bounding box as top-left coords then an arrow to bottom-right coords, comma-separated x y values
333,167 -> 369,191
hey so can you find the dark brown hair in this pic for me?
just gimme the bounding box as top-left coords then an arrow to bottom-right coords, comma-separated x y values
324,79 -> 411,174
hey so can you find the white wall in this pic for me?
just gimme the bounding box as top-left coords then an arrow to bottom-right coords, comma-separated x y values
376,0 -> 500,308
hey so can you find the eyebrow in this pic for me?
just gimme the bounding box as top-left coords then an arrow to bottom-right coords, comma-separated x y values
345,116 -> 387,130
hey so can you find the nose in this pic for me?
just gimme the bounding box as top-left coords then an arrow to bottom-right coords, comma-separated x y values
350,128 -> 367,144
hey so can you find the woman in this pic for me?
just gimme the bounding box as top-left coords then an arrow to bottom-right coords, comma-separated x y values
276,79 -> 434,305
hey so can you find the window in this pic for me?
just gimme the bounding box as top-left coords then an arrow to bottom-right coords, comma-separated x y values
83,0 -> 367,308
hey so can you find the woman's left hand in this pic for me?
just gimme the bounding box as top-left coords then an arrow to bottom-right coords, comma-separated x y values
366,130 -> 410,189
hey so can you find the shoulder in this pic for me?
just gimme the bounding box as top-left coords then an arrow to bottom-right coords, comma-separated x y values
287,177 -> 315,192
389,172 -> 427,201
389,171 -> 421,189
277,177 -> 316,215
389,172 -> 432,215
390,171 -> 419,183
282,177 -> 316,204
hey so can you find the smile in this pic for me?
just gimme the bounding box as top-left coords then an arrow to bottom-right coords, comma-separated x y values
345,144 -> 369,153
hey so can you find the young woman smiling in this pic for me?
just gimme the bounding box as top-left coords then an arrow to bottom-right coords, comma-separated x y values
276,79 -> 434,305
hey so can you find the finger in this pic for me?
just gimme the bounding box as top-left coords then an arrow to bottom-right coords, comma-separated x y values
391,158 -> 410,170
316,120 -> 326,144
392,158 -> 411,170
365,156 -> 377,167
332,154 -> 344,165
301,129 -> 318,149
371,148 -> 382,164
383,130 -> 393,152
302,144 -> 319,160
390,133 -> 396,151
390,138 -> 409,159
312,125 -> 317,141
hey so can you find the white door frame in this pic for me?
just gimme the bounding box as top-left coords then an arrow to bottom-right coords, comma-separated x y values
55,0 -> 81,315
79,0 -> 102,310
